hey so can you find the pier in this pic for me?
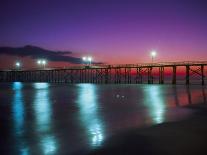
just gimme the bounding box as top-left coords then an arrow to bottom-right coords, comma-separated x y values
0,61 -> 206,85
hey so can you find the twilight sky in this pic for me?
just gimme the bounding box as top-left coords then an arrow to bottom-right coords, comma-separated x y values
1,0 -> 207,68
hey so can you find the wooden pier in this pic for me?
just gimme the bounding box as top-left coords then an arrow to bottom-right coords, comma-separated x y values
0,61 -> 206,85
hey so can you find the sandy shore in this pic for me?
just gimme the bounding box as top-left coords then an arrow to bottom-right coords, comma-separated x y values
84,104 -> 207,155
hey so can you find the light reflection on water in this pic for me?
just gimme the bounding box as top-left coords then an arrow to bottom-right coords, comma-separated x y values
76,84 -> 105,147
2,83 -> 206,155
33,83 -> 57,155
33,83 -> 51,132
12,82 -> 29,155
40,135 -> 57,155
12,82 -> 24,135
144,85 -> 166,124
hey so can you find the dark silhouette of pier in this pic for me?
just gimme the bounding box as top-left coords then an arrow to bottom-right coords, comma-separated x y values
0,61 -> 206,85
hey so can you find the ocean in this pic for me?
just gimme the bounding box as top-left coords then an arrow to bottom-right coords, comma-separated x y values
0,83 -> 206,154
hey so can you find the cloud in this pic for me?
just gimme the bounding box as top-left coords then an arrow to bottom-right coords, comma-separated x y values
0,45 -> 83,64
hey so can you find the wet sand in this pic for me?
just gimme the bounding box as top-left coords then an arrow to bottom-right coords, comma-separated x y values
85,104 -> 207,155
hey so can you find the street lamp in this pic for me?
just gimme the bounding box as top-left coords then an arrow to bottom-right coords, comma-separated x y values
37,59 -> 47,68
15,61 -> 21,69
82,56 -> 93,65
37,60 -> 41,64
151,51 -> 157,63
42,60 -> 46,68
82,57 -> 86,61
87,56 -> 92,65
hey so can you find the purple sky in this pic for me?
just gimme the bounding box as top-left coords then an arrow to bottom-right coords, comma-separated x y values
1,0 -> 207,65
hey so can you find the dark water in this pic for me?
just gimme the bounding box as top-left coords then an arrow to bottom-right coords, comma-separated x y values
0,83 -> 206,155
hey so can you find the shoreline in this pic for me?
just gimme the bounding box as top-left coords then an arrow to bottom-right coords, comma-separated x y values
85,104 -> 207,155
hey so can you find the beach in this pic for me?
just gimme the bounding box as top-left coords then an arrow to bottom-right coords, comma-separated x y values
87,104 -> 207,155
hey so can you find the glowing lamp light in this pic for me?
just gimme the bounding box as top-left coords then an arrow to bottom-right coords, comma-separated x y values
82,56 -> 93,65
42,60 -> 46,65
151,51 -> 157,57
37,60 -> 41,64
150,50 -> 157,63
37,59 -> 47,68
88,57 -> 92,62
15,62 -> 21,67
82,57 -> 86,61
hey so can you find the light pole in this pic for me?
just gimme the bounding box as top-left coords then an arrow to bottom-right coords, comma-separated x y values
37,59 -> 47,69
151,51 -> 157,63
42,60 -> 46,68
15,61 -> 21,70
82,56 -> 93,66
37,60 -> 41,65
87,56 -> 92,65
82,57 -> 87,65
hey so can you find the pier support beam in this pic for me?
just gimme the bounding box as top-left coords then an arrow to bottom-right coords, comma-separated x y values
115,68 -> 121,84
104,69 -> 109,84
186,65 -> 190,85
148,67 -> 153,84
201,65 -> 205,85
159,67 -> 164,84
136,68 -> 142,84
172,66 -> 177,84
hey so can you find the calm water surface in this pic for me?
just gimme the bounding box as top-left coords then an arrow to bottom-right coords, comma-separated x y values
0,83 -> 206,155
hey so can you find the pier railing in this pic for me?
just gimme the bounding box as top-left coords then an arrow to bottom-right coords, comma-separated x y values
0,61 -> 206,85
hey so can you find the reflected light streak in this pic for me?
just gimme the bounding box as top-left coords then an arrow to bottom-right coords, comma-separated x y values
34,82 -> 50,89
12,82 -> 29,154
34,83 -> 51,132
12,82 -> 24,134
40,136 -> 57,155
77,84 -> 104,147
33,83 -> 57,154
20,147 -> 29,155
144,85 -> 166,124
